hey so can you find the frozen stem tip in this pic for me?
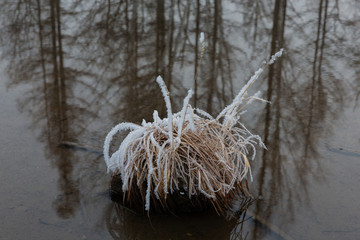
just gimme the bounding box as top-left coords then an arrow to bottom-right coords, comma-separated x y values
199,32 -> 205,43
269,48 -> 284,65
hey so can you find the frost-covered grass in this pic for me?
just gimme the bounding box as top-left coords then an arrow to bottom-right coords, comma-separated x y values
104,49 -> 284,215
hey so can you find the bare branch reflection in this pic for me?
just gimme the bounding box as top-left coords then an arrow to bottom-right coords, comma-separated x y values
247,0 -> 358,239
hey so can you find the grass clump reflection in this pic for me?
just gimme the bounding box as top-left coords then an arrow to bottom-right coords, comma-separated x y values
103,48 -> 284,216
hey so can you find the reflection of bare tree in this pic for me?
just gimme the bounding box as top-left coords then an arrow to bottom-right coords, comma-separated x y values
252,1 -> 288,239
1,0 -> 82,219
47,0 -> 81,219
199,0 -> 235,114
303,0 -> 329,158
246,0 -> 354,239
70,0 -> 241,119
71,0 -> 186,123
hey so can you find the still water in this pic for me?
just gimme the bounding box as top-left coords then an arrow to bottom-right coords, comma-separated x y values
0,0 -> 359,239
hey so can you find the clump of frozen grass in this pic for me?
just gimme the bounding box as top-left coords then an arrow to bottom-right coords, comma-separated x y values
104,49 -> 284,215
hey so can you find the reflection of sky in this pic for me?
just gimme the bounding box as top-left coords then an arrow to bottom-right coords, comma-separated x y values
0,0 -> 359,239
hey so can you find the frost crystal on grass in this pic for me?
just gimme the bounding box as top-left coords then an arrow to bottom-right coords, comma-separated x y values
156,76 -> 174,147
104,49 -> 284,215
199,32 -> 205,43
269,48 -> 284,64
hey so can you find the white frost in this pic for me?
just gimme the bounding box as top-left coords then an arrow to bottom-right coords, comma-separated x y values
269,48 -> 284,64
175,89 -> 194,146
103,122 -> 140,173
199,32 -> 205,43
156,76 -> 174,147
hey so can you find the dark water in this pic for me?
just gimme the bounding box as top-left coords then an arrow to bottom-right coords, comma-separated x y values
0,0 -> 359,239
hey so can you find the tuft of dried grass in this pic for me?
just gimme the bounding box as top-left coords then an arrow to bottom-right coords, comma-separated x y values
104,48 -> 284,216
